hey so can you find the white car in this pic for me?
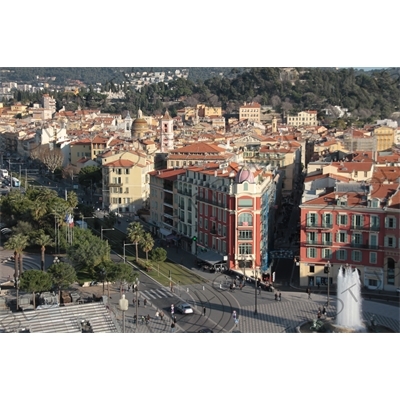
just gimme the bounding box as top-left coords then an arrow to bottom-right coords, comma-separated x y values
176,303 -> 193,314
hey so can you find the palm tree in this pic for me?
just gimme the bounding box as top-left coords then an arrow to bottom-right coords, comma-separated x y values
4,233 -> 29,278
126,222 -> 144,262
140,232 -> 154,261
66,191 -> 78,209
34,232 -> 55,271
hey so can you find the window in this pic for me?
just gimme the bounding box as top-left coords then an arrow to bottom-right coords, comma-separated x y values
352,232 -> 363,245
238,213 -> 253,226
369,234 -> 378,249
322,248 -> 332,259
370,215 -> 379,230
309,265 -> 315,273
387,258 -> 395,285
336,231 -> 347,243
306,248 -> 317,258
307,232 -> 317,244
337,249 -> 347,261
385,216 -> 396,229
238,243 -> 252,254
369,252 -> 377,264
352,214 -> 364,228
384,236 -> 396,248
352,250 -> 362,262
323,232 -> 332,245
337,214 -> 348,225
307,213 -> 317,227
370,199 -> 379,208
238,199 -> 253,207
238,230 -> 253,240
199,217 -> 202,228
204,205 -> 208,216
204,219 -> 208,230
323,213 -> 332,227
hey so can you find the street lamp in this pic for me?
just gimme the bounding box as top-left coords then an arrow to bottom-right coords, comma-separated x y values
324,261 -> 331,306
134,277 -> 140,332
14,276 -> 20,311
119,294 -> 129,333
254,267 -> 258,315
101,227 -> 114,241
123,241 -> 136,263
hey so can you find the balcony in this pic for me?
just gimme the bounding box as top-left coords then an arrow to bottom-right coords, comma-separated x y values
305,223 -> 333,230
349,243 -> 368,249
305,241 -> 333,246
196,196 -> 225,208
108,182 -> 122,187
349,224 -> 380,232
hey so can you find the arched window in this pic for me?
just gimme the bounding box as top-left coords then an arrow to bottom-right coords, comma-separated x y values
387,258 -> 395,285
243,182 -> 248,191
238,213 -> 253,226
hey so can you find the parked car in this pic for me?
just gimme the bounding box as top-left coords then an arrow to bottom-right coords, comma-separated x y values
176,303 -> 193,314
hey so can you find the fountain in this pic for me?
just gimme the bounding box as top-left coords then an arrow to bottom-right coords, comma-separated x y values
336,265 -> 365,332
298,265 -> 395,333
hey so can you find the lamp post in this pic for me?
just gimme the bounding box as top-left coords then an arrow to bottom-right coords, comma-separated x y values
134,277 -> 140,332
123,242 -> 136,263
324,260 -> 331,306
15,276 -> 20,311
254,267 -> 258,315
119,294 -> 129,333
101,227 -> 114,241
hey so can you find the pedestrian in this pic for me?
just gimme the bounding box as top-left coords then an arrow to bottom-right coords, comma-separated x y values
307,288 -> 311,299
171,322 -> 175,332
275,293 -> 278,301
317,309 -> 321,319
146,314 -> 150,324
155,311 -> 159,319
322,306 -> 326,316
259,286 -> 262,295
278,292 -> 281,301
160,311 -> 164,321
138,299 -> 140,306
144,298 -> 147,307
173,315 -> 177,324
132,298 -> 136,305
232,310 -> 237,320
203,307 -> 206,316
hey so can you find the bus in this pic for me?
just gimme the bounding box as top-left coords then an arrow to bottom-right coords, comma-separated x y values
11,177 -> 20,187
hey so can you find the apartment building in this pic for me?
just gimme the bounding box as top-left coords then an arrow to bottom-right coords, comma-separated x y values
287,110 -> 318,127
239,102 -> 261,123
101,150 -> 154,213
148,162 -> 281,273
299,180 -> 400,291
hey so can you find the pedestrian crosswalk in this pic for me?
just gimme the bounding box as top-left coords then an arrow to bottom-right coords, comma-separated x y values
140,288 -> 175,300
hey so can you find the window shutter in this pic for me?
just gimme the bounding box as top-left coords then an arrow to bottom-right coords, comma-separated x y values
384,236 -> 388,247
336,232 -> 340,243
337,214 -> 340,225
385,218 -> 388,228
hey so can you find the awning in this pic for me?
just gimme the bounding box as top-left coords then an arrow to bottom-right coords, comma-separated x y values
197,250 -> 224,265
160,228 -> 173,237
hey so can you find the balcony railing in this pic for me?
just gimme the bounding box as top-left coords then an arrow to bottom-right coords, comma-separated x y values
349,243 -> 368,249
305,241 -> 333,246
305,223 -> 333,229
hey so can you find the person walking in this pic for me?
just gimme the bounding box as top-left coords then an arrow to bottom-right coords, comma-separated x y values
307,288 -> 311,299
144,298 -> 147,307
278,291 -> 281,301
160,311 -> 164,321
138,298 -> 140,306
322,306 -> 326,317
203,307 -> 206,316
275,293 -> 278,301
155,311 -> 159,319
171,322 -> 175,332
173,315 -> 177,324
232,310 -> 237,320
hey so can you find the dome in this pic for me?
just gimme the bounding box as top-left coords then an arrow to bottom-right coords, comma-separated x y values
235,166 -> 255,184
131,118 -> 148,138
